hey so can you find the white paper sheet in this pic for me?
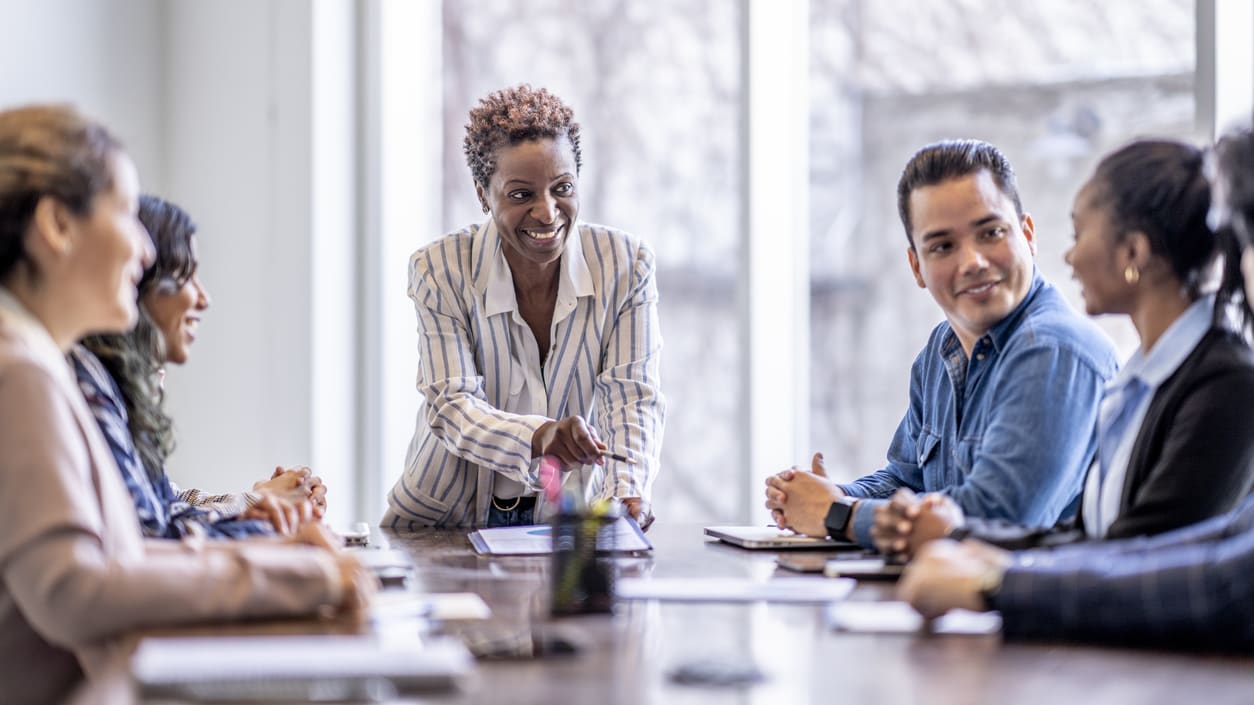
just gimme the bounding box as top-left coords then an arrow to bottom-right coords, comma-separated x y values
826,601 -> 1002,635
615,576 -> 856,603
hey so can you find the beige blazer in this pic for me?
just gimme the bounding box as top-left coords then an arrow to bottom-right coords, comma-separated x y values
0,294 -> 342,705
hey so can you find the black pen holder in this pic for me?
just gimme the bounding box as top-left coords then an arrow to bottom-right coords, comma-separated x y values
549,510 -> 615,616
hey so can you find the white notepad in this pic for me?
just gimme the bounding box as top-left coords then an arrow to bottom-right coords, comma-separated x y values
616,576 -> 856,604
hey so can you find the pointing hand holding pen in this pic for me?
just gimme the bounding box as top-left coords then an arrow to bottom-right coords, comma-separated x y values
532,415 -> 652,529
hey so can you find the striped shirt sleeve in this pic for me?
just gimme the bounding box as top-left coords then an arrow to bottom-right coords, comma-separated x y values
592,240 -> 666,500
409,246 -> 549,479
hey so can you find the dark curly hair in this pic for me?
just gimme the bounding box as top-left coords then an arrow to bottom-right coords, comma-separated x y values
82,194 -> 198,481
463,84 -> 583,188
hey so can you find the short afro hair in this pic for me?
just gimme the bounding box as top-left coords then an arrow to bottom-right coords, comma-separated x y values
463,84 -> 583,188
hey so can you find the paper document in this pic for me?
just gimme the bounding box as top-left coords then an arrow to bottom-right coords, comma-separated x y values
826,601 -> 1002,635
468,515 -> 652,555
616,576 -> 855,604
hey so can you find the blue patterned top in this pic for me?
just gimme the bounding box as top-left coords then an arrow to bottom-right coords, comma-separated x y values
69,345 -> 271,539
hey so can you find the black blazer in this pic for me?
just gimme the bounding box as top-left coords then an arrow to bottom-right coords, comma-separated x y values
958,327 -> 1254,550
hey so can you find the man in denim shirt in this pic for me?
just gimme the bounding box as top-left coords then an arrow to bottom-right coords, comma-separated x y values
766,140 -> 1118,549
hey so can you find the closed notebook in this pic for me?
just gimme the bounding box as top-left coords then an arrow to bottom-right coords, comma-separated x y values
705,526 -> 860,550
131,634 -> 474,700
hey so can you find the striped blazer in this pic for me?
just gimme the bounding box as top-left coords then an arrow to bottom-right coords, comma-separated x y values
383,220 -> 666,528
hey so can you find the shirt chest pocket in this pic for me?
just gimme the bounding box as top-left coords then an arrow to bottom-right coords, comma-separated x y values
508,357 -> 526,398
953,435 -> 983,476
915,429 -> 981,488
916,429 -> 942,469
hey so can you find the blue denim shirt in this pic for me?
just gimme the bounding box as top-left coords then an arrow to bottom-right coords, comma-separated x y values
838,271 -> 1118,547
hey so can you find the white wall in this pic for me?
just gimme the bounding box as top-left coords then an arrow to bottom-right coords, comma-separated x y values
0,0 -> 394,527
359,0 -> 443,527
162,0 -> 358,525
0,0 -> 166,190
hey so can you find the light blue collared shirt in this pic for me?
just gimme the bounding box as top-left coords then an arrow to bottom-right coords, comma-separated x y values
1084,295 -> 1216,538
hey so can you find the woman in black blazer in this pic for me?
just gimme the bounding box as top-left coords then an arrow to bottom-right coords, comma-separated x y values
874,139 -> 1254,555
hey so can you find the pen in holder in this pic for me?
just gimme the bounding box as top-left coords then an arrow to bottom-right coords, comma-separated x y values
549,502 -> 616,616
539,455 -> 615,616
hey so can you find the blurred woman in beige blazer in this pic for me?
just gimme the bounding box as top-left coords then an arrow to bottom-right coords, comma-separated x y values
0,105 -> 370,705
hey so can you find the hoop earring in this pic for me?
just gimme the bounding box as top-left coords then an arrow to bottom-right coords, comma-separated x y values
1124,264 -> 1140,285
482,204 -> 489,214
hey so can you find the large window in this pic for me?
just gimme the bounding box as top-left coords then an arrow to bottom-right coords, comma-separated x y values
807,0 -> 1196,483
369,0 -> 1238,524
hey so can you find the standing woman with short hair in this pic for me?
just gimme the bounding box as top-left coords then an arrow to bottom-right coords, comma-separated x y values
383,85 -> 666,528
0,105 -> 367,705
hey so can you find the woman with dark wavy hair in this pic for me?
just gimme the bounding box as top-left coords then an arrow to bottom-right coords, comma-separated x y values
75,194 -> 327,538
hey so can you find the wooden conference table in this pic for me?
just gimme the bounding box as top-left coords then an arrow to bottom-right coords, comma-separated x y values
78,522 -> 1254,704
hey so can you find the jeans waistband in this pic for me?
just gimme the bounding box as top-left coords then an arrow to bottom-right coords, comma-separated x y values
491,495 -> 537,512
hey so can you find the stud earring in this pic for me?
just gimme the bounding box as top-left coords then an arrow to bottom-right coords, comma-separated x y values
1124,264 -> 1140,285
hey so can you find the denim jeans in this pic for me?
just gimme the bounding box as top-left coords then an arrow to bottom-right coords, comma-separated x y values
486,496 -> 536,527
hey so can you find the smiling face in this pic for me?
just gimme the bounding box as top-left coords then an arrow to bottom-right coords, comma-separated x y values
476,136 -> 579,278
65,152 -> 155,334
906,169 -> 1037,353
141,235 -> 210,365
1066,178 -> 1136,316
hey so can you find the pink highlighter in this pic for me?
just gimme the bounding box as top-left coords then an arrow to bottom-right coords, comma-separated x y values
538,455 -> 564,504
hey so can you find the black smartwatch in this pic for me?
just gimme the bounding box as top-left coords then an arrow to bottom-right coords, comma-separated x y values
823,497 -> 857,539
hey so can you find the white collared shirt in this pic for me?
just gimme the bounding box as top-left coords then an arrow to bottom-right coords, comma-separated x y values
483,223 -> 593,499
1084,295 -> 1215,537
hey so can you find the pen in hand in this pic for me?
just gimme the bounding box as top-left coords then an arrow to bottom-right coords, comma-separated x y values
599,449 -> 636,464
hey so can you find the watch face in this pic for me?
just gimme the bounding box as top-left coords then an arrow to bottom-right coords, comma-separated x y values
824,501 -> 854,537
